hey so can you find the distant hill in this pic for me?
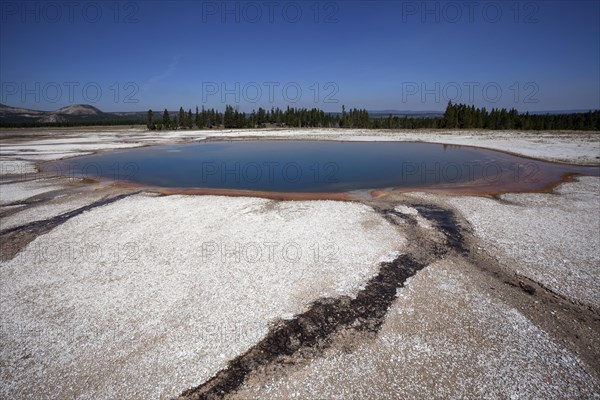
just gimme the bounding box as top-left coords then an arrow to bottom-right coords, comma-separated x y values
55,104 -> 103,116
0,103 -> 145,124
0,103 -> 48,121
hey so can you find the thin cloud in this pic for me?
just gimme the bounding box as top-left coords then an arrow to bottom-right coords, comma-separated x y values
145,55 -> 181,89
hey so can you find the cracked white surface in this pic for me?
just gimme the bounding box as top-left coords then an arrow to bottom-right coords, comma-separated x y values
0,128 -> 598,399
233,258 -> 599,399
0,160 -> 37,175
443,176 -> 600,308
0,180 -> 63,205
0,191 -> 109,230
0,195 -> 403,399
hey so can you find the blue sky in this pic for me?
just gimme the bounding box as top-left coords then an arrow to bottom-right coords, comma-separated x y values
1,0 -> 599,112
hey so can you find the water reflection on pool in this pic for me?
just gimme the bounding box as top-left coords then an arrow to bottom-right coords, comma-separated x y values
43,141 -> 600,193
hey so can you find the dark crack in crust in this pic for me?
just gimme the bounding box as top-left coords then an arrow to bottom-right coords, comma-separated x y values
176,198 -> 600,398
176,204 -> 466,400
0,191 -> 141,261
176,254 -> 429,400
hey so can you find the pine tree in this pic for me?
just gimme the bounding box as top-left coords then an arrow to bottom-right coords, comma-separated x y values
147,109 -> 155,130
340,105 -> 347,127
179,107 -> 185,129
442,101 -> 456,128
224,105 -> 234,128
162,109 -> 171,129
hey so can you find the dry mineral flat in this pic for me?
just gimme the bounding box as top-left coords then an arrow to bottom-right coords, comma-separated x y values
1,128 -> 599,399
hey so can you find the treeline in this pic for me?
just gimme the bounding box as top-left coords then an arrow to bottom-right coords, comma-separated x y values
147,103 -> 600,131
2,103 -> 598,131
440,102 -> 600,130
147,105 -> 372,130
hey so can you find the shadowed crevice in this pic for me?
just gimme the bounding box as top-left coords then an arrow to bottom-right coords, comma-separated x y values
176,254 -> 427,400
0,191 -> 141,261
0,191 -> 140,236
178,202 -> 472,399
411,204 -> 468,255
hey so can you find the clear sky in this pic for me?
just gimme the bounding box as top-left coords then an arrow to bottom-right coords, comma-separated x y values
1,0 -> 599,112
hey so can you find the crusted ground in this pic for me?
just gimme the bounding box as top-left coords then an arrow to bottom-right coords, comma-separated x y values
0,128 -> 598,399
